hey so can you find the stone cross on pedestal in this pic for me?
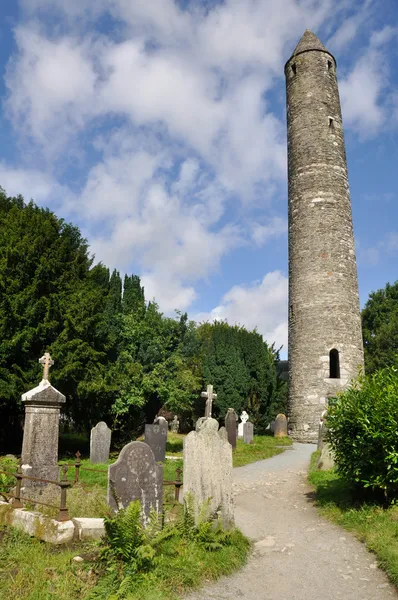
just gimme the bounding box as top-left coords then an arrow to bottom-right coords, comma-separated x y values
201,384 -> 217,418
21,353 -> 65,486
39,352 -> 54,381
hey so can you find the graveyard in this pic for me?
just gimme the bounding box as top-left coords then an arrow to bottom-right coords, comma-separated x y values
0,5 -> 398,600
0,356 -> 293,599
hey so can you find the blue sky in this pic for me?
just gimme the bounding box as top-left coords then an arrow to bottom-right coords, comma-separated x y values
0,0 -> 397,357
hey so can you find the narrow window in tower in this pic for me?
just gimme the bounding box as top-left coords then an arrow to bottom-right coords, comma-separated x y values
329,349 -> 340,379
329,117 -> 335,130
327,60 -> 333,72
291,63 -> 297,76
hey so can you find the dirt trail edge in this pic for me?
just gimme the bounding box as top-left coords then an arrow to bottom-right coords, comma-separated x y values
186,443 -> 397,600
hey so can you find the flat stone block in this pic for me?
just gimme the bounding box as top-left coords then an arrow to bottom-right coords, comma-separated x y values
10,506 -> 74,544
73,517 -> 105,541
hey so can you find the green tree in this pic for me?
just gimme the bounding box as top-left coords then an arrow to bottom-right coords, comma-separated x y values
196,321 -> 282,432
362,281 -> 398,373
112,302 -> 201,438
0,189 -> 120,447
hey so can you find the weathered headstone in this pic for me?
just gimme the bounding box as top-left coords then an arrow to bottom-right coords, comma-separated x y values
243,421 -> 254,444
225,408 -> 237,449
21,353 -> 65,485
183,417 -> 234,527
238,410 -> 249,439
145,420 -> 168,462
274,414 -> 288,438
90,421 -> 112,464
170,415 -> 180,433
316,443 -> 335,471
201,384 -> 217,418
317,410 -> 327,451
107,441 -> 163,525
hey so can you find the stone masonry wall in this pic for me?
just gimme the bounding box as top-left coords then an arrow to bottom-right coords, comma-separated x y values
285,41 -> 364,442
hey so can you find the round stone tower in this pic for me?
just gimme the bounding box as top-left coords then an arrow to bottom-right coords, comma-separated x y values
285,30 -> 364,442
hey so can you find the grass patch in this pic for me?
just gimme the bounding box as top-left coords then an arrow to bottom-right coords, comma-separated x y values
232,435 -> 292,468
308,451 -> 398,587
0,527 -> 99,599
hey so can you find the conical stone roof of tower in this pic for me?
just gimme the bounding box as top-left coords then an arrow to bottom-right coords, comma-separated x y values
291,29 -> 328,57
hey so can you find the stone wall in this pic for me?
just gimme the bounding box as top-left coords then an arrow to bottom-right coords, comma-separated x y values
285,32 -> 364,442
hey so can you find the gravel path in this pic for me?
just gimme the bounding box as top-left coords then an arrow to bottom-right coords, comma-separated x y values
186,443 -> 397,600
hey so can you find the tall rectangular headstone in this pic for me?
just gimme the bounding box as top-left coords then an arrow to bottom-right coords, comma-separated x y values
21,374 -> 66,485
225,408 -> 237,449
274,414 -> 288,438
243,421 -> 254,444
90,421 -> 112,464
145,421 -> 168,462
107,441 -> 163,526
183,418 -> 234,527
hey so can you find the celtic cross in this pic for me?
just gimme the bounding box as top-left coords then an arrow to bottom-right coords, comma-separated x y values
39,352 -> 54,381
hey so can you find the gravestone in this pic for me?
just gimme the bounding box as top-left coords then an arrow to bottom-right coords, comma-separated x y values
243,421 -> 254,444
183,417 -> 234,527
225,408 -> 237,449
238,411 -> 249,439
90,421 -> 112,464
107,441 -> 163,526
21,353 -> 66,486
145,420 -> 168,462
317,410 -> 327,451
170,415 -> 180,433
316,443 -> 335,471
274,414 -> 288,438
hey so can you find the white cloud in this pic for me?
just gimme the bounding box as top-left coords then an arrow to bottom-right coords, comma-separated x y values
251,216 -> 287,247
0,163 -> 69,208
328,0 -> 374,51
195,271 -> 288,350
2,0 -> 388,317
339,26 -> 398,135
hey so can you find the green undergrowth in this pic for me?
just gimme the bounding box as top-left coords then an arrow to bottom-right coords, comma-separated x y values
0,497 -> 250,600
309,451 -> 398,587
87,498 -> 250,600
0,527 -> 98,600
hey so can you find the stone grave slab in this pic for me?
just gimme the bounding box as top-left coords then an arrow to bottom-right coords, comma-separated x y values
225,408 -> 237,449
274,414 -> 288,437
107,441 -> 163,526
21,354 -> 65,486
243,421 -> 254,444
183,417 -> 233,527
90,421 -> 112,464
145,421 -> 168,462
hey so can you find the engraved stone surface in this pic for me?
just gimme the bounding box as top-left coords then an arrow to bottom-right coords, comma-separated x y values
274,414 -> 288,438
225,408 -> 237,449
243,421 -> 254,444
21,379 -> 66,484
107,441 -> 163,525
238,411 -> 249,439
90,422 -> 112,464
144,420 -> 168,462
285,30 -> 364,442
183,417 -> 234,527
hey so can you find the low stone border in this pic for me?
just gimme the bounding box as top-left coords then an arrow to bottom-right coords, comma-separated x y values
0,501 -> 105,544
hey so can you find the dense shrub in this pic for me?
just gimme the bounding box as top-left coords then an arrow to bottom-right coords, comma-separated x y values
327,367 -> 398,501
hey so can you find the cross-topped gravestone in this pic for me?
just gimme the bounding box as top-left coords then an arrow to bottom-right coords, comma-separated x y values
201,384 -> 217,418
21,353 -> 65,486
39,352 -> 54,381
